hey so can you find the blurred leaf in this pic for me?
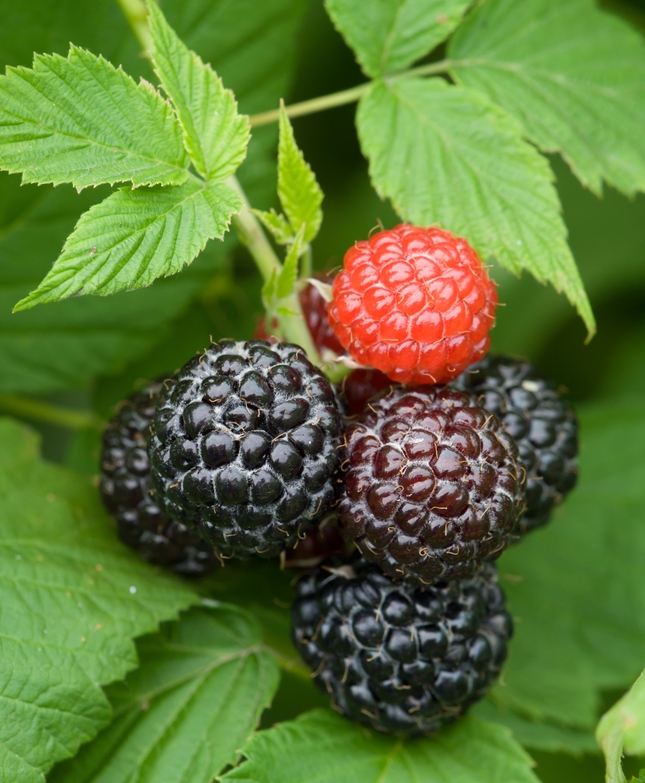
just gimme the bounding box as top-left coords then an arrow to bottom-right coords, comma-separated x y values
598,671 -> 645,783
357,78 -> 594,335
0,417 -> 197,783
148,2 -> 250,181
0,47 -> 187,189
494,398 -> 645,727
0,174 -> 229,395
474,701 -> 599,755
277,104 -> 323,242
450,0 -> 645,196
50,604 -> 279,783
14,180 -> 240,310
324,0 -> 471,77
222,709 -> 540,783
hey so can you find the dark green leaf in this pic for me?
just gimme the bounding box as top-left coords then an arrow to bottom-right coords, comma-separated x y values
0,418 -> 197,783
495,398 -> 645,727
277,223 -> 306,298
356,77 -> 594,336
222,709 -> 540,783
325,0 -> 471,77
50,604 -> 279,783
450,0 -> 645,196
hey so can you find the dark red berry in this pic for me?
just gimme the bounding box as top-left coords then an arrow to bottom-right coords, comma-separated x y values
338,386 -> 525,584
292,558 -> 512,736
284,517 -> 350,567
342,368 -> 393,416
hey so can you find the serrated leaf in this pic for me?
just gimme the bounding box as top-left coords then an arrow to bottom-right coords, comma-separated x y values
49,604 -> 279,783
278,106 -> 323,242
356,77 -> 595,336
0,417 -> 197,783
252,209 -> 294,244
0,46 -> 187,189
222,709 -> 539,783
449,0 -> 645,197
495,398 -> 645,727
324,0 -> 471,78
147,1 -> 250,182
276,223 -> 306,299
598,671 -> 645,783
0,174 -> 229,395
13,179 -> 241,311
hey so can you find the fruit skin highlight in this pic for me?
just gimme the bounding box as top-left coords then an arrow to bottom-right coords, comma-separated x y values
328,224 -> 498,385
338,386 -> 525,584
452,355 -> 578,535
100,380 -> 216,577
292,558 -> 512,736
148,339 -> 344,559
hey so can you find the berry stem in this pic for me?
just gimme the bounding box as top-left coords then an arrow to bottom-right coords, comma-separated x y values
250,59 -> 455,127
0,395 -> 101,431
115,0 -> 153,51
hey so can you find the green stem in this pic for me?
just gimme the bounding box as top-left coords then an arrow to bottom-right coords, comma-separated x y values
250,59 -> 455,127
0,395 -> 101,430
115,0 -> 153,51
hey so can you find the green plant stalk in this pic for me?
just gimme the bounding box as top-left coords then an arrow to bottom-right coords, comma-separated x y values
0,395 -> 101,430
117,0 -> 321,364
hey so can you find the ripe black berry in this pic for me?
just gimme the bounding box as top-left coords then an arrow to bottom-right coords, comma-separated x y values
452,355 -> 578,534
148,340 -> 344,558
338,386 -> 525,584
292,558 -> 512,737
100,380 -> 216,577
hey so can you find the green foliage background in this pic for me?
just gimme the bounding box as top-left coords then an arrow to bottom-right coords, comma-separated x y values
0,0 -> 644,782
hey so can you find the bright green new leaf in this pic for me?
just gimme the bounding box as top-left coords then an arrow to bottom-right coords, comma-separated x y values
277,223 -> 306,298
147,2 -> 250,181
324,0 -> 471,77
495,398 -> 645,727
0,46 -> 187,189
449,0 -> 645,197
13,179 -> 241,311
597,671 -> 645,783
50,604 -> 279,783
222,709 -> 540,783
0,418 -> 197,783
356,78 -> 595,336
252,208 -> 294,244
278,105 -> 323,242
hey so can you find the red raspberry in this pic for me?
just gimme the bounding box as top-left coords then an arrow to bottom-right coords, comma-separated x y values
328,225 -> 498,385
255,273 -> 344,356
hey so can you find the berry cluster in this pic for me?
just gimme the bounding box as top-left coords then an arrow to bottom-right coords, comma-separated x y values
99,223 -> 578,737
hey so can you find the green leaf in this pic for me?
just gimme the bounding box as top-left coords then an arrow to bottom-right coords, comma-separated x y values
0,174 -> 229,395
473,700 -> 598,755
222,709 -> 540,783
13,179 -> 241,311
449,0 -> 645,197
252,209 -> 294,244
0,46 -> 187,189
356,78 -> 595,336
147,1 -> 250,182
277,223 -> 306,299
49,604 -> 279,783
278,105 -> 323,242
598,671 -> 645,783
324,0 -> 471,78
0,417 -> 197,783
495,398 -> 645,727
